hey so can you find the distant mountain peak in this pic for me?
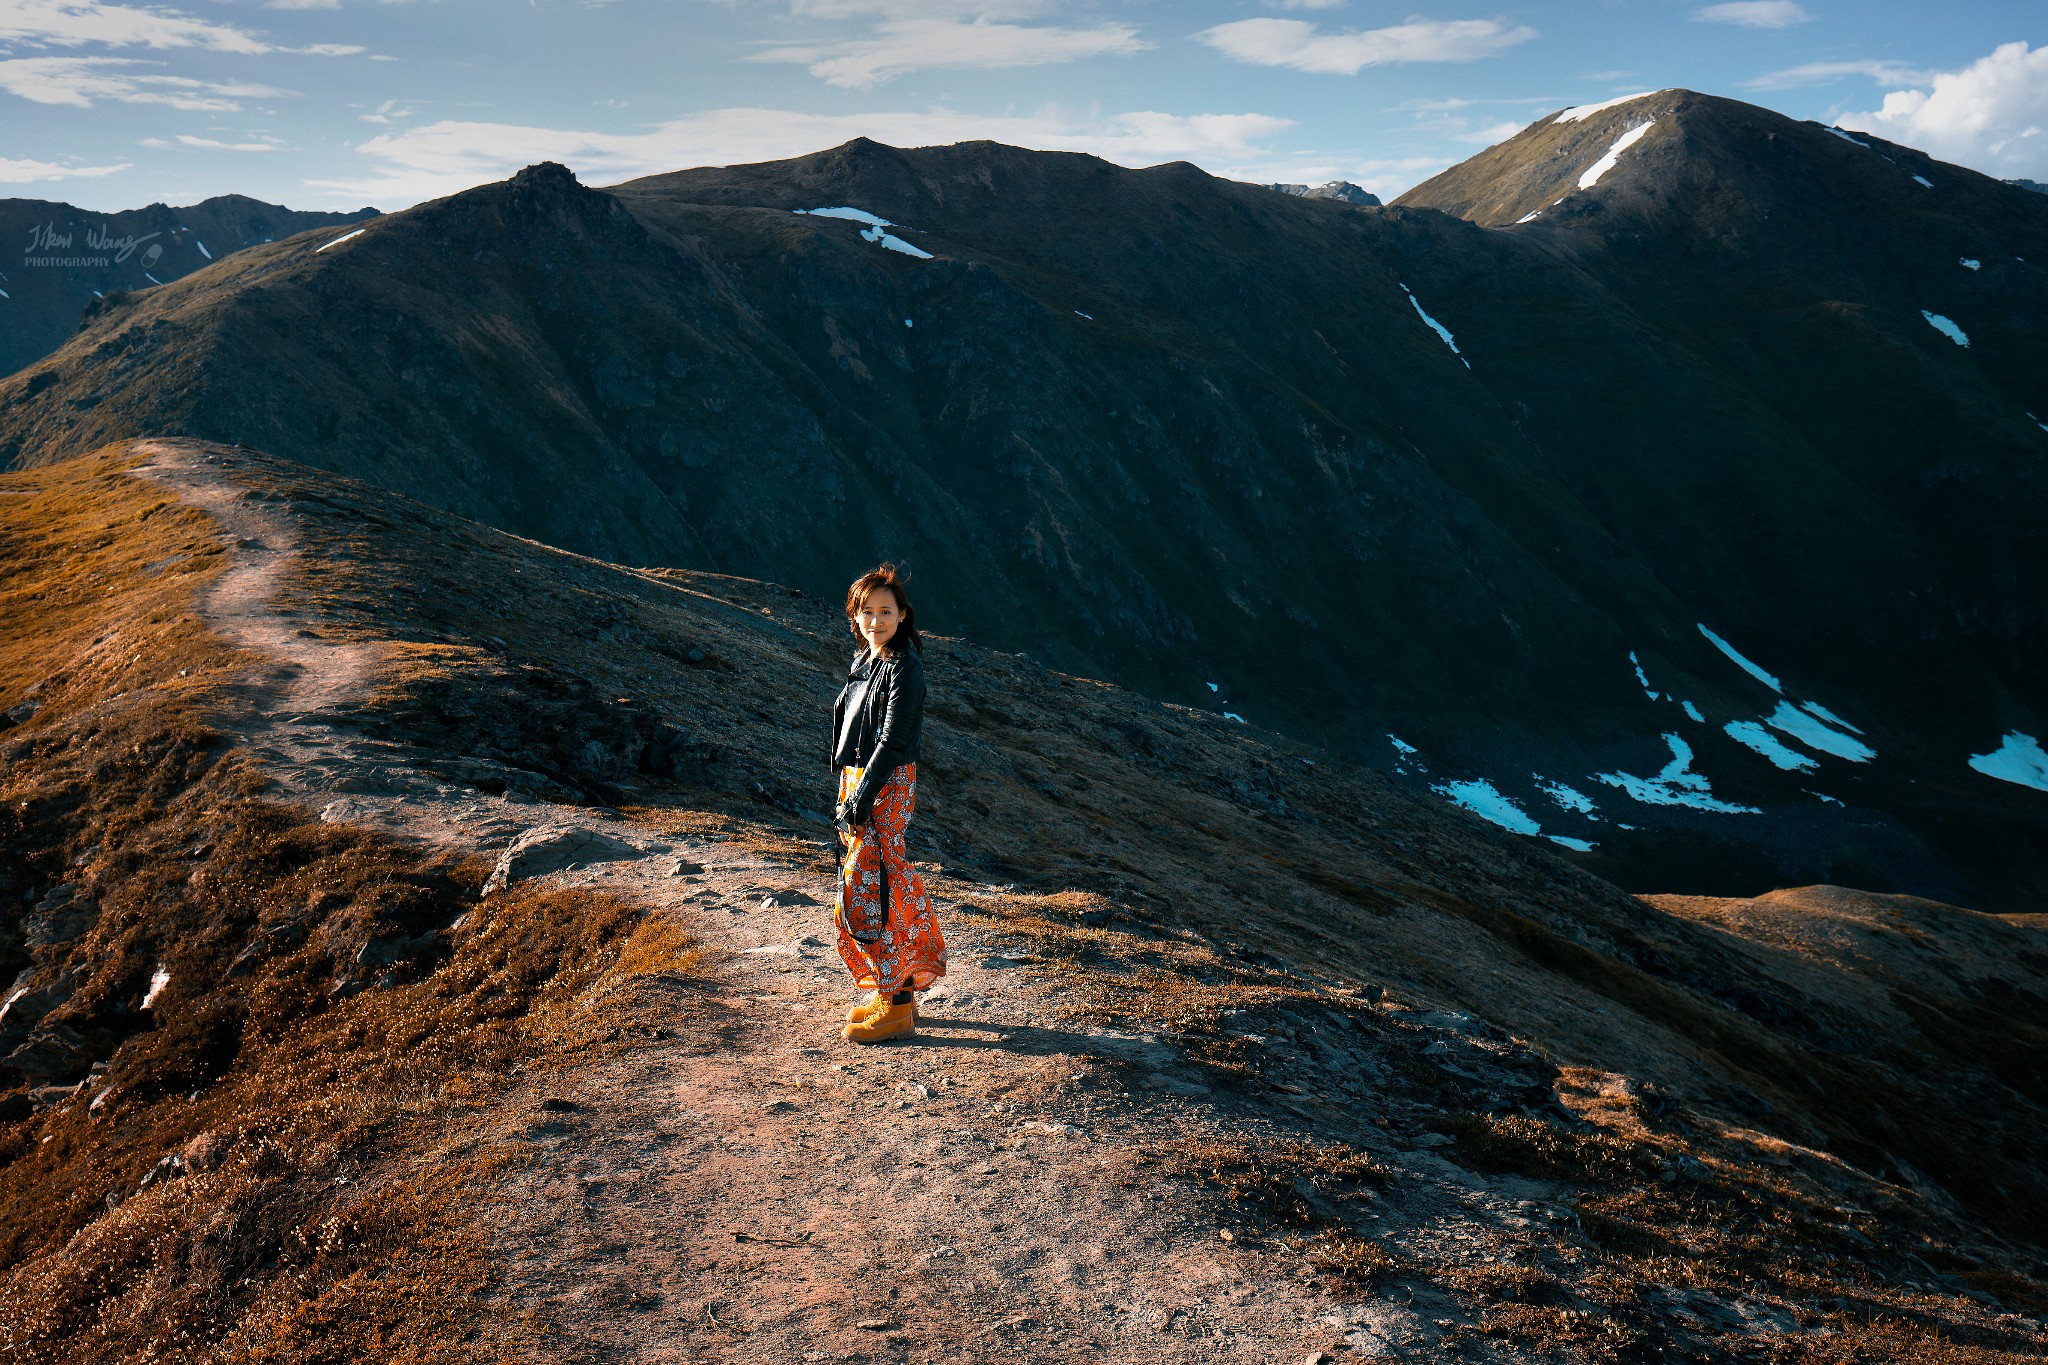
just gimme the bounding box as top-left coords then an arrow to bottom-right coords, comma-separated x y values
1260,180 -> 1381,207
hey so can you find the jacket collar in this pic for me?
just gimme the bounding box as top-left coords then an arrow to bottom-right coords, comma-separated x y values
850,638 -> 919,676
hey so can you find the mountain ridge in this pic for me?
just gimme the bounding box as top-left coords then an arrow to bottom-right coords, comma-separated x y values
0,191 -> 377,379
0,94 -> 2043,909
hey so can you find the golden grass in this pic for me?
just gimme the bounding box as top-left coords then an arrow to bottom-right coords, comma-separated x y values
0,443 -> 705,1363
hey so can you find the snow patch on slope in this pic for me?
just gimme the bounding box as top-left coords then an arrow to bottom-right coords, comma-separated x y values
794,206 -> 892,227
1433,778 -> 1541,835
1922,311 -> 1969,346
1554,91 -> 1662,124
1399,284 -> 1470,368
1967,731 -> 2048,792
1535,776 -> 1598,816
1799,700 -> 1862,735
1595,734 -> 1761,814
1764,700 -> 1875,763
315,228 -> 365,253
1578,121 -> 1656,190
1698,625 -> 1782,692
1724,721 -> 1818,772
796,207 -> 935,259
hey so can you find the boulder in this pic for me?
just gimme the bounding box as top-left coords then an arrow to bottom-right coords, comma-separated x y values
482,823 -> 654,896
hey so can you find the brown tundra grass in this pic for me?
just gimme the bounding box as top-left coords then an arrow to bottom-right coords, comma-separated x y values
0,447 -> 704,1362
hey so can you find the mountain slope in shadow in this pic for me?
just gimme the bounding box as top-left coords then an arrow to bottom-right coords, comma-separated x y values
0,96 -> 2043,910
0,192 -> 377,378
0,437 -> 2042,1359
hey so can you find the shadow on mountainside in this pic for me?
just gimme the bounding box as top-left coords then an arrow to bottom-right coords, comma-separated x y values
0,436 -> 2042,1362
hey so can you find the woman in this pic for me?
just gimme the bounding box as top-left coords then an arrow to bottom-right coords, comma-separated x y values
829,563 -> 946,1042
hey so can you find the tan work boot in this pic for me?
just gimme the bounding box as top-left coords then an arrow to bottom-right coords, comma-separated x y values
842,992 -> 916,1043
845,990 -> 886,1023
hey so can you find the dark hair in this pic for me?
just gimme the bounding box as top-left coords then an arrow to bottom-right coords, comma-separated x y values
845,562 -> 921,656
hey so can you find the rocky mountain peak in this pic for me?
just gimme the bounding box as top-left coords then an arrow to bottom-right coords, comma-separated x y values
1262,180 -> 1382,207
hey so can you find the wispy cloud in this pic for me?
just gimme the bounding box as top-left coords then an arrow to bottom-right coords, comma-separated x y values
0,0 -> 274,53
1456,118 -> 1527,144
1195,17 -> 1536,76
0,56 -> 292,108
140,133 -> 286,151
302,105 -> 1301,206
1692,1 -> 1811,29
0,153 -> 132,182
1745,58 -> 1941,90
752,17 -> 1149,88
1837,40 -> 2048,179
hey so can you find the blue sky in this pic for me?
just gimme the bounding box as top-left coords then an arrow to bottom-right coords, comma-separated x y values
3,1 -> 2044,213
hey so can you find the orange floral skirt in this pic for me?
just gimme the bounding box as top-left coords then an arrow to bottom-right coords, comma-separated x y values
835,763 -> 947,994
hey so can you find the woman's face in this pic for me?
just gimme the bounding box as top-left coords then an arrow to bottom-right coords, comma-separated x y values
856,587 -> 901,653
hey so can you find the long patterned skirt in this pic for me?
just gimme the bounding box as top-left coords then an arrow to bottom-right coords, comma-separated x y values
835,762 -> 947,994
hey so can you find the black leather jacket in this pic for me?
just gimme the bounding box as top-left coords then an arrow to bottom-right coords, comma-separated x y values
830,639 -> 925,822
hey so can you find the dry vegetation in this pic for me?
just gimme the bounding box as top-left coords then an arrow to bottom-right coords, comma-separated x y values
3,438 -> 2044,1362
0,447 -> 709,1362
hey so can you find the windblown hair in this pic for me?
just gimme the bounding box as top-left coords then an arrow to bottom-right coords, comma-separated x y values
845,562 -> 921,657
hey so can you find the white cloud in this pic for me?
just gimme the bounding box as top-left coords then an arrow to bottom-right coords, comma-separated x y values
1195,17 -> 1536,76
139,132 -> 285,151
0,153 -> 131,181
752,17 -> 1149,88
301,105 -> 1301,208
0,56 -> 291,108
1264,0 -> 1347,9
1746,58 -> 1939,90
1692,1 -> 1810,28
1837,40 -> 2048,179
782,0 -> 1054,16
1457,118 -> 1526,144
0,0 -> 273,53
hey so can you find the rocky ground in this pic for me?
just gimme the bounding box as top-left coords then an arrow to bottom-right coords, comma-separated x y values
1,437 -> 2044,1362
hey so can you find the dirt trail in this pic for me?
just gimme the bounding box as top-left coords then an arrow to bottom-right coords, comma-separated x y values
127,441 -> 391,797
454,843 -> 1481,1364
122,440 -> 1984,1364
119,440 -> 1489,1362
